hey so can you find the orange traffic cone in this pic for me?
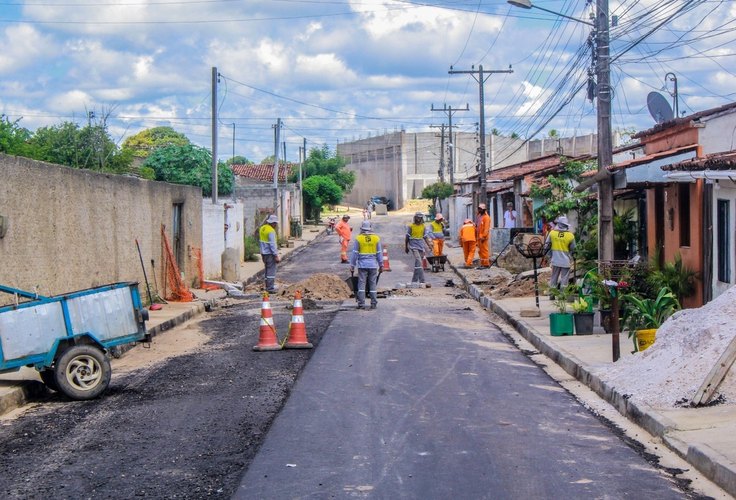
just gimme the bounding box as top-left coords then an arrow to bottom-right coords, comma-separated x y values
284,290 -> 313,349
253,292 -> 282,351
382,247 -> 392,272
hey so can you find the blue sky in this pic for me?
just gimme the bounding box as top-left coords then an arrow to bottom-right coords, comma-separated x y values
1,0 -> 734,164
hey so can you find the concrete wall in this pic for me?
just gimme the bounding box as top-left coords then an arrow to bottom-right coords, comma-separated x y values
232,179 -> 298,235
201,199 -> 245,279
699,112 -> 736,153
0,154 -> 202,299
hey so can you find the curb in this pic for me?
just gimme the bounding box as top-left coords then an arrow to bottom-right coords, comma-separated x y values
451,263 -> 736,497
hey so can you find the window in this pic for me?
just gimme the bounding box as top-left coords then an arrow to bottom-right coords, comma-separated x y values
678,183 -> 690,247
717,199 -> 731,283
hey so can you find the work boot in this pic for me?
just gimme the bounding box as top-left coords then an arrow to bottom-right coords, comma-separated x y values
370,303 -> 377,310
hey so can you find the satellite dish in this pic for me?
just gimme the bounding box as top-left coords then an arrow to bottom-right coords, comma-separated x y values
647,92 -> 674,124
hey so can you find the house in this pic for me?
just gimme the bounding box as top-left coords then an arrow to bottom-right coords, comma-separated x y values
230,163 -> 302,237
609,101 -> 736,306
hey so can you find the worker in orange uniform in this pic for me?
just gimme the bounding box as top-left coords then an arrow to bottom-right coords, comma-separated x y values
428,213 -> 446,256
335,214 -> 352,263
475,203 -> 491,268
459,218 -> 477,268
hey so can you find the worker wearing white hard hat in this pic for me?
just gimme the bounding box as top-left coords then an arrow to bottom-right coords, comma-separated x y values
259,214 -> 281,293
405,212 -> 431,283
428,213 -> 447,257
350,221 -> 383,310
545,215 -> 576,293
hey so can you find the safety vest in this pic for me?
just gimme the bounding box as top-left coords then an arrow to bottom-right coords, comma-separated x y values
430,221 -> 444,235
549,229 -> 574,252
409,223 -> 425,239
259,224 -> 275,243
356,233 -> 380,254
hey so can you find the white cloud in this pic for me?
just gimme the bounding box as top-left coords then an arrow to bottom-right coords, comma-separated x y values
295,53 -> 356,84
0,24 -> 55,72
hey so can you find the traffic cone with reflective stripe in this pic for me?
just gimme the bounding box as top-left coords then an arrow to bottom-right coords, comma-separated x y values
382,247 -> 392,272
253,292 -> 282,351
284,290 -> 313,349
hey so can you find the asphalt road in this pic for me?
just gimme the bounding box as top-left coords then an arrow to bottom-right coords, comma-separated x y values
0,214 -> 705,499
236,215 -> 695,499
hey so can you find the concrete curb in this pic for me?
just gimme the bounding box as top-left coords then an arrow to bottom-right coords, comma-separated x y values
451,263 -> 736,497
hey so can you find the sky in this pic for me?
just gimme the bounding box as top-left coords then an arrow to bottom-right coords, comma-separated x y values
1,0 -> 735,164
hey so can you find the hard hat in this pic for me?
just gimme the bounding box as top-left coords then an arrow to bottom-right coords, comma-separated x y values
342,214 -> 350,220
414,211 -> 424,218
360,221 -> 373,232
464,218 -> 473,224
435,213 -> 444,220
556,216 -> 569,229
266,214 -> 278,224
478,203 -> 487,210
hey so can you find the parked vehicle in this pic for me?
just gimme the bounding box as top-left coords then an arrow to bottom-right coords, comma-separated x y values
0,282 -> 150,400
369,196 -> 393,211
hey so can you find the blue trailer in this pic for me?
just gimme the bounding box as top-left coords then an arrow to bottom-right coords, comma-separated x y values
0,282 -> 150,400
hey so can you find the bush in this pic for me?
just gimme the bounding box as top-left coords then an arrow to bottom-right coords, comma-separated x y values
244,235 -> 260,262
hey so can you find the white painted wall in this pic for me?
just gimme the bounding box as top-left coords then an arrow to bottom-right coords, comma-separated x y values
699,112 -> 736,153
202,199 -> 244,279
713,179 -> 736,299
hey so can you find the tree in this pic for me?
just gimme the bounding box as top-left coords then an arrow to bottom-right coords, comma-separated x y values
0,115 -> 32,156
421,181 -> 454,215
27,116 -> 131,173
226,155 -> 252,165
292,145 -> 355,193
143,144 -> 233,197
302,175 -> 342,221
121,126 -> 190,159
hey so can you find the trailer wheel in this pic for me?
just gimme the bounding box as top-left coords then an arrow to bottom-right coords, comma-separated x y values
54,345 -> 111,400
40,369 -> 60,392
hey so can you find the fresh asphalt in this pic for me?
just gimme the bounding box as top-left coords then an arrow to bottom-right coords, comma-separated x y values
235,216 -> 688,499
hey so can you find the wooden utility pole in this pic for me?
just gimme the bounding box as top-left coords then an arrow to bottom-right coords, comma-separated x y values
211,67 -> 219,204
429,124 -> 446,182
273,118 -> 282,233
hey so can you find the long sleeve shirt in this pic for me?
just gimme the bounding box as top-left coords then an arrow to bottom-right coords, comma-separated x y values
350,233 -> 383,269
259,224 -> 278,255
405,222 -> 430,251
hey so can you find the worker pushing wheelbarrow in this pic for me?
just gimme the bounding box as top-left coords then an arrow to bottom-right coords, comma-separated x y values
426,213 -> 448,272
347,221 -> 383,310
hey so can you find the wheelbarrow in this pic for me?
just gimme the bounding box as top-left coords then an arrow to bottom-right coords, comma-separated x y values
426,255 -> 448,272
346,270 -> 382,303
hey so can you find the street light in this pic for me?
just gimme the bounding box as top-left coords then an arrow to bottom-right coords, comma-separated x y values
508,0 -> 614,264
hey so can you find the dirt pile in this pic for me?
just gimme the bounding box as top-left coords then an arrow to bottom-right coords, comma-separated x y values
274,273 -> 353,301
605,285 -> 736,408
472,268 -> 551,299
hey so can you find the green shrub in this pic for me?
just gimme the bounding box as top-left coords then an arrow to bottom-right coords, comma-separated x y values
244,235 -> 260,261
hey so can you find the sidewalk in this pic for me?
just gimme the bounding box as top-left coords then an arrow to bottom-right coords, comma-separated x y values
0,222 -> 326,417
444,244 -> 736,497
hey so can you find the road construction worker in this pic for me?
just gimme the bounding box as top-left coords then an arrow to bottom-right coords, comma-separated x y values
350,221 -> 383,310
428,213 -> 446,257
259,214 -> 281,293
459,218 -> 477,268
405,212 -> 431,283
476,203 -> 491,268
545,216 -> 576,291
335,214 -> 352,263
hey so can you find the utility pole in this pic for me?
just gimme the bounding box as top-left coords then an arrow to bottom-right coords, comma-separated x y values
301,137 -> 306,225
431,103 -> 469,185
429,123 -> 446,182
211,67 -> 219,204
596,0 -> 614,264
231,123 -> 235,162
449,65 -> 513,208
273,118 -> 282,232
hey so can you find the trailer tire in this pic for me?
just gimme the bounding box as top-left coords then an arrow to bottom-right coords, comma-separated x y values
40,369 -> 60,393
54,345 -> 111,400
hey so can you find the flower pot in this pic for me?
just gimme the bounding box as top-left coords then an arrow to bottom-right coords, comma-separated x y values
573,312 -> 594,335
549,312 -> 574,336
635,328 -> 657,352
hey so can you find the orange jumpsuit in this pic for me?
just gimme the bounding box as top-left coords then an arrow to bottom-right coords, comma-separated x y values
459,221 -> 477,267
476,212 -> 491,267
335,219 -> 352,263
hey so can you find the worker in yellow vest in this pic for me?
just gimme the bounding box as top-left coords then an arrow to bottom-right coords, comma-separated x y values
545,216 -> 576,292
258,214 -> 281,293
350,221 -> 383,310
405,212 -> 431,284
428,213 -> 446,257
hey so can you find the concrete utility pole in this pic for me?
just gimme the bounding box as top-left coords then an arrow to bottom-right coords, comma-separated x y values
431,104 -> 469,185
211,67 -> 219,204
273,118 -> 282,232
449,66 -> 513,208
429,124 -> 446,182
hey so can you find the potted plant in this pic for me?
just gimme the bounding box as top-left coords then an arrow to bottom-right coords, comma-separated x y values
621,287 -> 680,352
547,284 -> 576,336
570,297 -> 594,335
